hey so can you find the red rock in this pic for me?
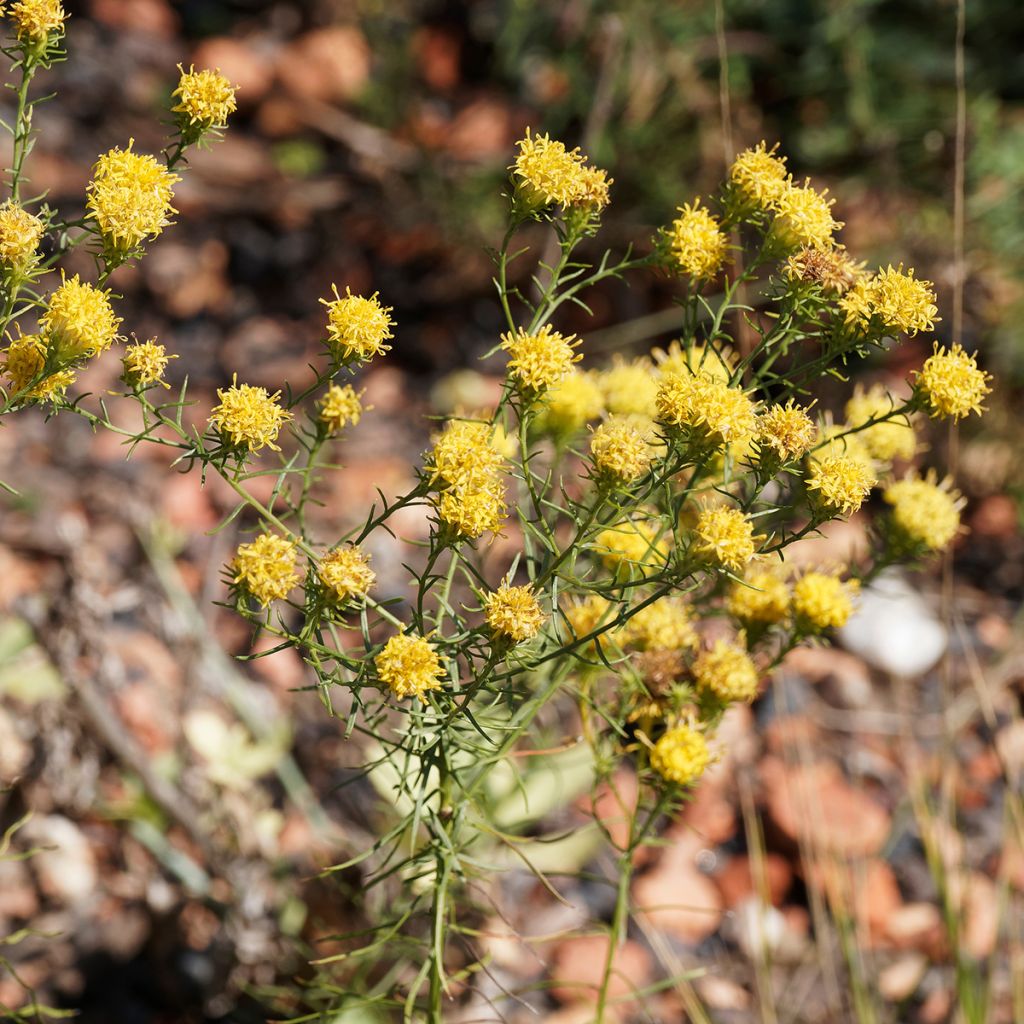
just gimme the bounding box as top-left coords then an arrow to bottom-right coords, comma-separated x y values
962,871 -> 998,958
970,494 -> 1017,538
859,859 -> 903,946
412,26 -> 461,91
632,858 -> 723,944
714,853 -> 792,908
278,28 -> 372,104
582,770 -> 638,852
445,97 -> 518,160
90,0 -> 178,37
678,781 -> 737,846
192,36 -> 276,106
878,953 -> 927,1002
884,902 -> 943,952
549,933 -> 652,1007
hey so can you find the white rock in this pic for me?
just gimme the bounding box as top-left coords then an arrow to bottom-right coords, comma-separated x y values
22,815 -> 98,906
839,570 -> 946,677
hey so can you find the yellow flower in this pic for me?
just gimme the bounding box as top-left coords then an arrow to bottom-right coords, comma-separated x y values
656,371 -> 757,447
844,384 -> 916,462
322,286 -> 394,363
883,471 -> 963,552
693,506 -> 759,572
564,594 -> 617,647
596,356 -> 659,417
319,383 -> 366,434
426,419 -> 505,488
172,64 -> 238,132
501,324 -> 581,393
8,0 -> 65,43
772,178 -> 842,250
728,564 -> 791,625
793,571 -> 859,630
2,331 -> 74,401
0,200 -> 43,266
512,129 -> 611,210
914,342 -> 992,420
437,476 -> 508,539
595,519 -> 669,574
650,721 -> 710,786
694,639 -> 760,703
375,632 -> 445,702
590,416 -> 653,483
317,545 -> 375,605
538,369 -> 604,434
663,199 -> 729,280
840,264 -> 938,337
123,339 -> 174,389
209,375 -> 292,453
805,453 -> 876,517
626,597 -> 698,651
41,273 -> 121,358
87,141 -> 180,255
232,534 -> 300,607
757,400 -> 817,461
652,340 -> 736,384
783,246 -> 864,294
730,141 -> 788,208
484,583 -> 546,643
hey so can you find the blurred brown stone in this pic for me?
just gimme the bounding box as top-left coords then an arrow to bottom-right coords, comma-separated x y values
714,852 -> 793,908
549,933 -> 652,1007
192,36 -> 276,106
278,28 -> 372,104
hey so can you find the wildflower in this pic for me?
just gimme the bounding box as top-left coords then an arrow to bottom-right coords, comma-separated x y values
914,342 -> 991,421
437,475 -> 508,539
123,338 -> 174,389
87,141 -> 180,256
484,583 -> 546,643
883,472 -> 963,552
595,519 -> 669,573
374,632 -> 445,702
783,246 -> 864,294
501,324 -> 581,393
538,369 -> 604,434
322,286 -> 394,363
694,639 -> 760,703
626,597 -> 698,651
840,264 -> 938,337
662,199 -> 729,280
172,65 -> 238,134
793,571 -> 859,630
730,141 -> 788,208
693,506 -> 759,572
758,401 -> 817,461
8,0 -> 65,44
232,534 -> 300,607
772,179 -> 842,250
41,273 -> 121,358
317,545 -> 376,605
564,594 -> 617,647
590,417 -> 653,484
596,356 -> 659,417
512,129 -> 611,210
656,371 -> 758,446
426,419 -> 505,488
0,200 -> 43,267
844,384 -> 916,462
728,565 -> 790,625
2,331 -> 74,401
209,375 -> 292,453
652,340 -> 736,384
805,453 -> 876,517
650,721 -> 710,786
319,383 -> 366,434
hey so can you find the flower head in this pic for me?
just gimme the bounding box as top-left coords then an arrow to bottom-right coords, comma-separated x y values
501,324 -> 581,393
8,0 -> 65,43
844,384 -> 916,462
538,369 -> 604,434
772,178 -> 842,249
172,65 -> 238,133
512,130 -> 611,210
0,200 -> 43,267
322,286 -> 394,363
656,371 -> 758,446
375,632 -> 445,702
87,141 -> 180,255
436,476 -> 508,539
595,519 -> 669,574
319,383 -> 366,434
209,376 -> 292,453
730,141 -> 788,208
484,583 -> 546,643
662,199 -> 729,280
42,273 -> 121,358
650,721 -> 710,786
123,338 -> 174,389
596,356 -> 659,417
2,331 -> 74,401
232,534 -> 300,607
758,400 -> 817,461
914,342 -> 991,420
590,416 -> 653,484
693,506 -> 759,572
652,340 -> 736,384
694,639 -> 760,703
883,471 -> 963,552
626,597 -> 698,651
317,545 -> 376,605
426,419 -> 505,488
564,594 -> 617,647
783,246 -> 864,294
793,571 -> 859,630
805,453 -> 876,517
728,564 -> 791,625
840,264 -> 938,337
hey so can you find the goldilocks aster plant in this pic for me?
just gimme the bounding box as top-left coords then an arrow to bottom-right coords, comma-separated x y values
0,12 -> 993,1020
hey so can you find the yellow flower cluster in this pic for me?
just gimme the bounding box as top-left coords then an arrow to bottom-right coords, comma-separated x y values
757,400 -> 817,461
805,454 -> 875,517
663,199 -> 729,280
2,331 -> 74,401
512,130 -> 611,210
501,324 -> 581,393
597,356 -> 659,417
590,417 -> 652,483
322,287 -> 394,363
653,340 -> 735,384
914,343 -> 991,421
538,370 -> 603,434
626,597 -> 697,651
693,506 -> 759,572
0,200 -> 43,267
773,179 -> 842,250
728,564 -> 790,625
649,721 -> 710,786
840,264 -> 938,337
427,419 -> 507,539
317,545 -> 375,605
172,65 -> 238,132
483,583 -> 546,643
793,571 -> 859,630
123,339 -> 173,389
783,245 -> 863,294
844,384 -> 916,462
596,519 -> 668,574
209,376 -> 292,453
883,472 -> 963,552
42,274 -> 121,358
232,534 -> 300,607
694,639 -> 759,703
87,141 -> 180,255
8,0 -> 65,43
656,371 -> 758,446
730,141 -> 788,208
319,383 -> 365,434
374,632 -> 445,702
